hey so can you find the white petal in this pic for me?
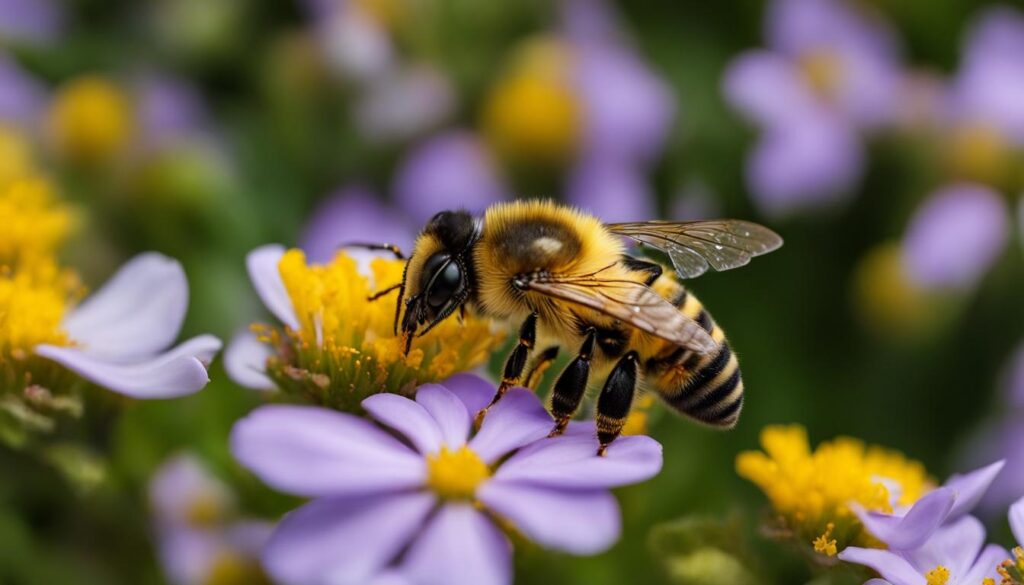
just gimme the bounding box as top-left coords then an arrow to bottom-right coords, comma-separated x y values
246,245 -> 298,330
224,329 -> 275,391
64,253 -> 189,361
36,335 -> 222,398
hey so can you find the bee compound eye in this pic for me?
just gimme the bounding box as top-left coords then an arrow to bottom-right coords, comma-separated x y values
427,261 -> 461,309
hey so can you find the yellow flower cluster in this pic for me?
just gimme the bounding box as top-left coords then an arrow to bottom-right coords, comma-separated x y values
48,76 -> 133,165
736,424 -> 933,554
0,176 -> 76,270
260,249 -> 504,410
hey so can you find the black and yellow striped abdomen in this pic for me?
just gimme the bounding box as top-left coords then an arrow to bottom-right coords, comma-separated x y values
641,277 -> 744,428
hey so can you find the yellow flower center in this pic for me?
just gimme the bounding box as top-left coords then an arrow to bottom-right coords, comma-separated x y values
0,177 -> 75,268
264,250 -> 503,408
945,123 -> 1014,188
204,550 -> 269,585
925,565 -> 950,585
482,37 -> 581,168
852,243 -> 940,339
736,424 -> 932,551
186,492 -> 228,528
0,261 -> 79,355
799,50 -> 845,100
48,75 -> 133,164
425,445 -> 491,500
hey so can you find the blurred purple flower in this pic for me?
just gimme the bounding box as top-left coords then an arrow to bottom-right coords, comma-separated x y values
724,0 -> 901,215
393,131 -> 507,224
231,374 -> 663,585
354,64 -> 456,145
135,75 -> 210,148
566,157 -> 655,222
150,454 -> 273,585
311,2 -> 393,82
35,253 -> 221,398
900,183 -> 1009,292
0,53 -> 46,127
0,0 -> 64,44
299,187 -> 415,265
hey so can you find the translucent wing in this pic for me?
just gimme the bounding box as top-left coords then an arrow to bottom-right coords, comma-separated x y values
516,274 -> 717,355
607,220 -> 783,279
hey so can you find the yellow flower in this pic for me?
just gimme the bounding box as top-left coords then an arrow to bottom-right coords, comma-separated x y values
852,242 -> 944,339
0,126 -> 36,189
48,75 -> 133,164
0,176 -> 76,268
481,37 -> 581,168
736,424 -> 933,553
260,250 -> 504,410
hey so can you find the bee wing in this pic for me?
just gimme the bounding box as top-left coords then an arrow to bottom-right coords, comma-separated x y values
606,220 -> 783,279
519,275 -> 717,355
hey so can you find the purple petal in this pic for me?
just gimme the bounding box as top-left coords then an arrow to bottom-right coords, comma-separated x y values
566,157 -> 656,222
723,50 -> 813,126
415,384 -> 472,448
573,45 -> 675,164
837,547 -> 922,585
223,329 -> 275,391
961,544 -> 1011,584
316,5 -> 393,81
943,460 -> 1005,520
865,581 -> 894,585
392,131 -> 506,225
35,335 -> 221,398
901,515 -> 985,578
354,65 -> 456,145
263,492 -> 435,585
478,482 -> 620,554
901,184 -> 1009,292
0,54 -> 46,126
136,74 -> 209,146
155,526 -> 223,585
1010,494 -> 1024,546
493,432 -> 663,489
362,392 -> 445,455
402,503 -> 511,585
246,245 -> 298,330
441,373 -> 497,416
230,405 -> 425,497
560,0 -> 620,45
63,253 -> 189,361
0,0 -> 63,43
469,388 -> 553,463
953,7 -> 1024,142
856,487 -> 955,551
299,187 -> 414,266
224,520 -> 275,558
747,112 -> 863,216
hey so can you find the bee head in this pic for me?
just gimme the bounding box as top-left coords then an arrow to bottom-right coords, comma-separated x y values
399,210 -> 479,352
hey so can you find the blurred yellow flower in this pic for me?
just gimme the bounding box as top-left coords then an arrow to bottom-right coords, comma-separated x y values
736,424 -> 932,554
0,177 -> 76,268
853,242 -> 941,339
0,259 -> 81,355
261,250 -> 504,409
945,123 -> 1015,189
0,126 -> 36,189
621,393 -> 656,436
48,76 -> 133,164
482,37 -> 581,167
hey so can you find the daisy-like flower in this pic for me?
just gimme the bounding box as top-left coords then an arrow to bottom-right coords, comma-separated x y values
224,246 -> 504,409
723,0 -> 901,215
230,374 -> 663,585
150,454 -> 273,585
736,424 -> 932,555
1,252 -> 221,443
837,462 -> 1009,585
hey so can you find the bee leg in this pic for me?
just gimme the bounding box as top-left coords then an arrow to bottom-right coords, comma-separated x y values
336,242 -> 405,259
595,351 -> 639,456
367,282 -> 401,301
548,330 -> 595,437
523,346 -> 559,390
475,312 -> 537,426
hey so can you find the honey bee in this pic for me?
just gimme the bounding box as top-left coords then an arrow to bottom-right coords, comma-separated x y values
370,200 -> 782,454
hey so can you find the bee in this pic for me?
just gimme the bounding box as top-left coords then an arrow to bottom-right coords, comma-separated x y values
373,200 -> 782,455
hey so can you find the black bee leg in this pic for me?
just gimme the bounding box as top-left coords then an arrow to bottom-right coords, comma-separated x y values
548,330 -> 595,437
367,282 -> 402,301
475,313 -> 537,426
337,242 -> 405,259
595,351 -> 639,456
523,346 -> 559,390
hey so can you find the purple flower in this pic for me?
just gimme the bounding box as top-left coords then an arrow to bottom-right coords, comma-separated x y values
34,253 -> 221,398
311,2 -> 393,82
150,454 -> 273,585
900,183 -> 1009,292
566,156 -> 656,222
0,53 -> 47,127
723,0 -> 901,215
354,64 -> 457,145
135,74 -> 211,149
0,0 -> 64,44
298,188 -> 416,266
392,130 -> 507,225
230,374 -> 663,585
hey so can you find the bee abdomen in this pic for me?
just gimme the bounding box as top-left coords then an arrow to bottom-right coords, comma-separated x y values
670,341 -> 744,428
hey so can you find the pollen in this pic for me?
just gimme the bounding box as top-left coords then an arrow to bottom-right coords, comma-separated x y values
0,126 -> 36,188
48,75 -> 133,164
925,565 -> 950,585
0,176 -> 75,268
265,250 -> 504,409
0,261 -> 80,354
736,424 -> 932,552
799,50 -> 845,100
482,37 -> 581,167
426,445 -> 491,500
812,523 -> 838,557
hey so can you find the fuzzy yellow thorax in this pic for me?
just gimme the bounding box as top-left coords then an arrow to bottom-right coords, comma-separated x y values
48,76 -> 133,164
426,445 -> 491,500
482,37 -> 581,167
0,177 -> 75,268
261,250 -> 503,409
736,424 -> 932,553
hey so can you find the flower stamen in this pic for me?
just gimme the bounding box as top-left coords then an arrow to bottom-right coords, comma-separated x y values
426,445 -> 490,500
